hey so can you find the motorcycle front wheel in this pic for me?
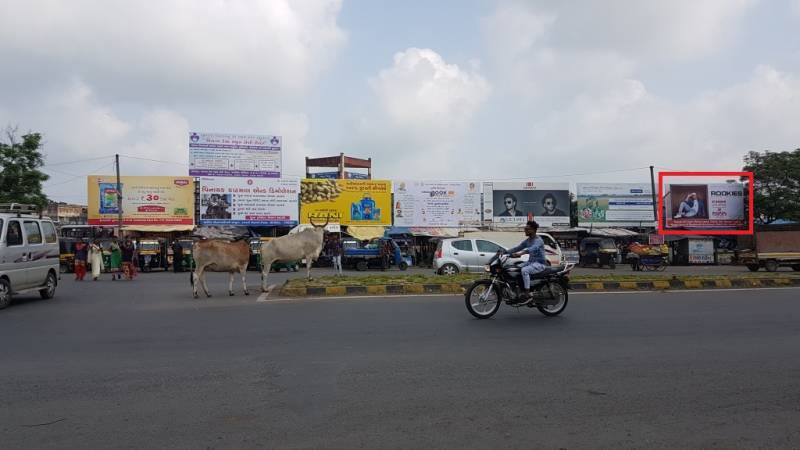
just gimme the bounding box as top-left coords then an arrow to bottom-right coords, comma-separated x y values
465,280 -> 501,319
537,283 -> 568,317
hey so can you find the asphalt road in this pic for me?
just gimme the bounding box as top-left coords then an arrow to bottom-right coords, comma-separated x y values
2,274 -> 799,449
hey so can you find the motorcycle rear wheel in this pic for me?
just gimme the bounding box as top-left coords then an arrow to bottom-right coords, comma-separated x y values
465,280 -> 501,319
537,283 -> 568,316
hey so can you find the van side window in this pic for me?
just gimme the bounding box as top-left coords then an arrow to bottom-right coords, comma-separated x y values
24,221 -> 43,244
41,221 -> 58,244
451,240 -> 473,252
6,221 -> 23,246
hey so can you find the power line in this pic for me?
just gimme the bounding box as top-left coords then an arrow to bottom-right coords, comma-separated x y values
119,154 -> 188,166
44,161 -> 115,188
43,155 -> 113,167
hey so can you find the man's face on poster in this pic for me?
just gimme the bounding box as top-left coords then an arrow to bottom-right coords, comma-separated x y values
504,196 -> 515,212
543,196 -> 556,213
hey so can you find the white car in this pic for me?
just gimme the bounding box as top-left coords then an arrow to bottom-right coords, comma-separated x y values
434,233 -> 563,275
0,204 -> 60,309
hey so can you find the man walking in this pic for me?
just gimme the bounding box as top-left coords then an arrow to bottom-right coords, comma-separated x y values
326,235 -> 343,276
172,240 -> 183,273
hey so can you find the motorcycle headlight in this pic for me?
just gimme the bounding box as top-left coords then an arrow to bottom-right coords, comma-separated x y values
484,265 -> 491,272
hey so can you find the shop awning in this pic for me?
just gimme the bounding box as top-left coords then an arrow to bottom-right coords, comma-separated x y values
123,225 -> 195,232
345,225 -> 386,241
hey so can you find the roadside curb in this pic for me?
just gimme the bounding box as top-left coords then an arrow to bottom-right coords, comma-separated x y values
278,276 -> 800,298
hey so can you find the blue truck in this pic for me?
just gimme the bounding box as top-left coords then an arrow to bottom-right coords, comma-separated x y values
343,237 -> 411,271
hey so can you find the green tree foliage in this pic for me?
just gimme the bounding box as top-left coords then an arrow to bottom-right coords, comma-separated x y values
0,128 -> 50,208
742,149 -> 800,224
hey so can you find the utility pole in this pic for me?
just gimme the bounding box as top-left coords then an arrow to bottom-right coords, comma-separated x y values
115,154 -> 123,239
649,165 -> 658,228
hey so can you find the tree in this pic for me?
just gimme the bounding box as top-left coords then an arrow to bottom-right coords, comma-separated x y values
0,127 -> 50,208
742,149 -> 800,224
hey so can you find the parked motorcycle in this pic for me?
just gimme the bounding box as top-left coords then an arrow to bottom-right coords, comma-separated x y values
465,253 -> 574,319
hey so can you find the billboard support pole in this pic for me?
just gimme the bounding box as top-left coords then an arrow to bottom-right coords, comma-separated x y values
649,166 -> 657,227
115,154 -> 122,239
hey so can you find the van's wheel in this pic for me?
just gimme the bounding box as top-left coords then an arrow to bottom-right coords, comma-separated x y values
0,279 -> 11,310
439,263 -> 459,275
40,272 -> 57,299
356,261 -> 368,271
764,260 -> 779,272
746,264 -> 760,272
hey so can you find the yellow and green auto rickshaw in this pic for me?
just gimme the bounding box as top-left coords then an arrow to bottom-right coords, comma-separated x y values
136,238 -> 168,272
59,238 -> 78,273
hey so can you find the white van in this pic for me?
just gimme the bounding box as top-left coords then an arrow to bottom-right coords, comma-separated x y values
0,204 -> 60,309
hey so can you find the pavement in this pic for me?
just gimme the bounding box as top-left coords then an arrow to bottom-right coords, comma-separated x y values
2,274 -> 800,449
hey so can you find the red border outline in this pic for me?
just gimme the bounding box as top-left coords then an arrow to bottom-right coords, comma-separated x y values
657,171 -> 754,236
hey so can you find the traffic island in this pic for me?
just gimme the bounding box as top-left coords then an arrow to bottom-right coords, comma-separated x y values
277,273 -> 800,298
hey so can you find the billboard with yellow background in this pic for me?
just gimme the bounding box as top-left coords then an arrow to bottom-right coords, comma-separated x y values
88,175 -> 195,227
300,179 -> 391,226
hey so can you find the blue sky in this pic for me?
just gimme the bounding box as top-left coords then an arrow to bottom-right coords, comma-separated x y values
1,0 -> 799,203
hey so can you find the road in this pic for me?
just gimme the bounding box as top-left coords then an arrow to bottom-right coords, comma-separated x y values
2,274 -> 799,449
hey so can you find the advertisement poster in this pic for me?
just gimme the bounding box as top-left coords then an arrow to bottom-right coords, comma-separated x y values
483,181 -> 571,228
392,180 -> 481,227
300,179 -> 391,226
665,183 -> 745,229
688,238 -> 715,264
87,176 -> 195,226
198,177 -> 299,226
577,183 -> 655,227
189,131 -> 281,178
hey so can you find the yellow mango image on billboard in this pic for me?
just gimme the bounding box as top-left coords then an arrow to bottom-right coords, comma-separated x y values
300,179 -> 391,226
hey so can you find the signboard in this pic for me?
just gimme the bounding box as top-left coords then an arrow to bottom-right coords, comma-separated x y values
189,131 -> 281,177
577,183 -> 655,227
392,180 -> 481,227
688,238 -> 715,264
87,176 -> 195,226
483,181 -> 570,228
308,171 -> 370,180
648,234 -> 665,245
198,177 -> 299,226
664,183 -> 745,230
300,179 -> 391,226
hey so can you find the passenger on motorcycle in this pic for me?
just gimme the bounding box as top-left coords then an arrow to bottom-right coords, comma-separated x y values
504,220 -> 547,302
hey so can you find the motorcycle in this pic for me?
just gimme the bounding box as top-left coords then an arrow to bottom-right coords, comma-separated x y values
465,253 -> 574,319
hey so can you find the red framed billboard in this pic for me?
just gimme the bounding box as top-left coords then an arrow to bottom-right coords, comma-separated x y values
657,171 -> 754,236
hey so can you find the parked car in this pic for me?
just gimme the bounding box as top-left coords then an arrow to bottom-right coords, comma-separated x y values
0,204 -> 60,309
434,233 -> 563,275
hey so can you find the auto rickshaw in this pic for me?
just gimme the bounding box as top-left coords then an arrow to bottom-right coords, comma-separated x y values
59,238 -> 78,273
176,238 -> 195,270
578,237 -> 618,269
136,238 -> 168,272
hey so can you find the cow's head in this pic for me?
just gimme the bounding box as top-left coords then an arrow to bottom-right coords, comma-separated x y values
309,217 -> 330,241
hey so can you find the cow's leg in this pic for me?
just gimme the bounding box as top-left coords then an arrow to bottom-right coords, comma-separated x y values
260,259 -> 271,292
198,266 -> 211,297
241,266 -> 249,295
192,270 -> 199,299
306,254 -> 313,280
228,271 -> 235,296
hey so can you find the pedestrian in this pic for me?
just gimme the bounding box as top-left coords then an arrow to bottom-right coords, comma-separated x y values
380,240 -> 391,271
121,239 -> 135,280
172,240 -> 183,273
326,235 -> 343,276
88,240 -> 105,281
73,239 -> 89,281
109,240 -> 122,280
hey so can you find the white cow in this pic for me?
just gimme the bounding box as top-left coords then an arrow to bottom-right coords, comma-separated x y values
190,238 -> 251,298
260,219 -> 328,292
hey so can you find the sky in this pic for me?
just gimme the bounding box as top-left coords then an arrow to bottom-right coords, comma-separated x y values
1,0 -> 800,204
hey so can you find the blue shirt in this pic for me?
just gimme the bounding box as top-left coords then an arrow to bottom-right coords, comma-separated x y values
507,236 -> 547,265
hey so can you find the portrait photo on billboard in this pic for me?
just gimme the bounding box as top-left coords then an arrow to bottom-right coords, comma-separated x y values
201,193 -> 233,220
669,185 -> 708,220
491,190 -> 569,218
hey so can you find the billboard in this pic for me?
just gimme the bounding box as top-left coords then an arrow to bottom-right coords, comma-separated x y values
300,179 -> 391,226
308,171 -> 370,180
87,176 -> 195,226
198,177 -> 299,226
576,183 -> 655,227
189,131 -> 281,177
483,181 -> 571,228
664,183 -> 745,230
688,238 -> 715,264
392,180 -> 481,227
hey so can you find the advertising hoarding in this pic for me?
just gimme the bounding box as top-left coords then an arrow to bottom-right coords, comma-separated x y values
300,179 -> 392,226
576,183 -> 655,227
198,177 -> 299,226
392,180 -> 481,227
664,183 -> 745,230
483,181 -> 571,228
688,238 -> 715,264
189,131 -> 281,177
87,176 -> 195,226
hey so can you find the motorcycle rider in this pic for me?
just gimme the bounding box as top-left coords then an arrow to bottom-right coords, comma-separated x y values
504,220 -> 548,303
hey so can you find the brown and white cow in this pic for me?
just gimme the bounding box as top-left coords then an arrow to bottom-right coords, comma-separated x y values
260,219 -> 328,293
190,238 -> 250,298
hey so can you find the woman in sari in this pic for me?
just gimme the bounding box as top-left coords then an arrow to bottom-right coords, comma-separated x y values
88,240 -> 105,281
109,241 -> 122,280
121,240 -> 135,280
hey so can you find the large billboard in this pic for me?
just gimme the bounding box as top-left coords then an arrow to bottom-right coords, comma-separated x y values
664,183 -> 745,230
483,181 -> 571,228
392,180 -> 481,227
576,183 -> 655,227
188,131 -> 281,178
87,176 -> 195,226
300,179 -> 391,226
198,177 -> 299,226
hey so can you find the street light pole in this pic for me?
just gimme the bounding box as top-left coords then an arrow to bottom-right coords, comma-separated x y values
649,165 -> 658,227
115,154 -> 123,239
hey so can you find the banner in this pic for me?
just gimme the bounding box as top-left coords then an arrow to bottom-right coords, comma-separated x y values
308,171 -> 370,180
189,131 -> 281,177
392,180 -> 481,227
577,183 -> 655,227
688,238 -> 715,264
87,176 -> 195,226
198,177 -> 299,226
483,181 -> 571,228
300,179 -> 391,226
664,183 -> 745,229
